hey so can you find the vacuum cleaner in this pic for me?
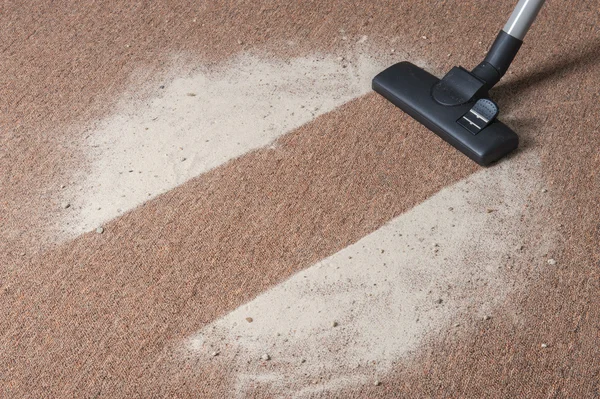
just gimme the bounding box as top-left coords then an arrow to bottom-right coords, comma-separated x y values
373,0 -> 547,166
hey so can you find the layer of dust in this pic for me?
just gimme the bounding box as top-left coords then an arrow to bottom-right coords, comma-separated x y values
0,90 -> 479,399
60,52 -> 387,237
186,150 -> 554,397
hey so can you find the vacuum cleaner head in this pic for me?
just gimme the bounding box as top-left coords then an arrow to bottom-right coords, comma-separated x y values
373,0 -> 547,166
373,61 -> 518,166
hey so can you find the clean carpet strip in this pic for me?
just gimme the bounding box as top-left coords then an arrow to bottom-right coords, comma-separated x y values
64,53 -> 384,237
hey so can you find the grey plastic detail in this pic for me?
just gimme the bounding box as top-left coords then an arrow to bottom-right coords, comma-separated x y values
457,99 -> 499,135
503,0 -> 546,40
471,99 -> 499,122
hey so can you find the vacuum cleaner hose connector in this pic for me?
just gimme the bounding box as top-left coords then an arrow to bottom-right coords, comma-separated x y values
483,30 -> 523,77
472,0 -> 546,90
472,31 -> 522,90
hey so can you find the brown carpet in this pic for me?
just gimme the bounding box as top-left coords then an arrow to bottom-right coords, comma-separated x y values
1,0 -> 599,397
